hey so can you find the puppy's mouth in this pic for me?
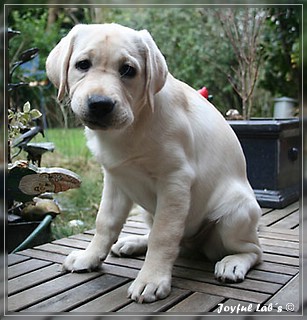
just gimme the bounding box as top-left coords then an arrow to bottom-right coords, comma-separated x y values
82,115 -> 132,131
83,119 -> 111,130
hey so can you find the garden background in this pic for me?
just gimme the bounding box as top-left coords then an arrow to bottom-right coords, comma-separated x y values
7,6 -> 301,239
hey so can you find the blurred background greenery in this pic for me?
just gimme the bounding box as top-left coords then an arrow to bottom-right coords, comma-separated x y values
8,7 -> 300,124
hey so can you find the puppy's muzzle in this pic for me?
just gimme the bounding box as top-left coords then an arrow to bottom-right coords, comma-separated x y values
88,95 -> 115,118
83,95 -> 117,129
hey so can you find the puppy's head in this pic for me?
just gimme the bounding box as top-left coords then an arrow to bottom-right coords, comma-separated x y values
46,23 -> 168,130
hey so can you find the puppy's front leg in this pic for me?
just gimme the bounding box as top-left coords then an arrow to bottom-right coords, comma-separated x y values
128,170 -> 194,303
63,172 -> 133,272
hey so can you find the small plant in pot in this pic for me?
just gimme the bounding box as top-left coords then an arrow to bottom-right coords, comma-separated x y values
7,29 -> 82,252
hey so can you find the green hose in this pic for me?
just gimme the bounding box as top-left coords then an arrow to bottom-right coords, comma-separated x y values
11,214 -> 53,253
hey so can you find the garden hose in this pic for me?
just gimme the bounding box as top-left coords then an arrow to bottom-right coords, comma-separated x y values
11,214 -> 53,253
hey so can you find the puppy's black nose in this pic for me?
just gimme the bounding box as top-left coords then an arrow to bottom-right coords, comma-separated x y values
88,95 -> 115,117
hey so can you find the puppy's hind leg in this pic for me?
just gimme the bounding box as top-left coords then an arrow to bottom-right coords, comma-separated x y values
111,206 -> 151,257
111,234 -> 148,257
213,200 -> 262,283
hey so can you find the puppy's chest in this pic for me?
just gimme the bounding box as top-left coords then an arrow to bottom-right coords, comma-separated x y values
95,133 -> 169,209
109,156 -> 158,189
111,161 -> 158,212
101,140 -> 161,179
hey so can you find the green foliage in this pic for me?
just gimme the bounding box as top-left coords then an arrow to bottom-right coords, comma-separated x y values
8,8 -> 63,70
260,8 -> 300,99
7,7 -> 300,122
8,101 -> 42,140
8,8 -> 81,128
9,11 -> 44,78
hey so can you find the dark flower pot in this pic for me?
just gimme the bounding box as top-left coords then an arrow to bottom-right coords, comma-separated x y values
7,220 -> 52,253
228,118 -> 300,208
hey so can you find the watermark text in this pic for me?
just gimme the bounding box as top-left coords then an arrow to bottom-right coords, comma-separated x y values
216,302 -> 295,314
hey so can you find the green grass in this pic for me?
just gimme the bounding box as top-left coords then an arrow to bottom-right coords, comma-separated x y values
30,128 -> 103,239
43,128 -> 92,160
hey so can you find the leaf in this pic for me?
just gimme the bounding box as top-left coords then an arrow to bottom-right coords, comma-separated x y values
23,101 -> 31,113
20,114 -> 30,125
30,109 -> 42,119
8,110 -> 15,120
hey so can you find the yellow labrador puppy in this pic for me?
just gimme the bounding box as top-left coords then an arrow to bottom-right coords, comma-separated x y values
46,23 -> 262,303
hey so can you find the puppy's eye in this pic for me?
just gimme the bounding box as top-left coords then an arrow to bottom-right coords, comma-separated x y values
119,64 -> 136,78
76,60 -> 92,71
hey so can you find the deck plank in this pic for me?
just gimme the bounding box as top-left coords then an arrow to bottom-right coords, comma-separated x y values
53,237 -> 89,249
71,282 -> 133,312
246,269 -> 292,284
35,243 -> 76,255
259,225 -> 299,238
171,277 -> 271,304
23,274 -> 129,312
8,259 -> 52,279
262,253 -> 299,266
265,274 -> 300,312
258,227 -> 299,241
69,233 -> 92,242
260,244 -> 299,257
260,202 -> 299,227
8,263 -> 62,295
271,210 -> 299,229
17,248 -> 66,264
255,261 -> 298,276
7,254 -> 30,266
166,292 -> 224,313
8,270 -> 104,311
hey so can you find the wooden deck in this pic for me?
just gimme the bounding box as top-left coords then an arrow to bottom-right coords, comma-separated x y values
6,201 -> 301,315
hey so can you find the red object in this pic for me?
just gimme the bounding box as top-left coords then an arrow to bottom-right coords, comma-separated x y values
198,86 -> 209,99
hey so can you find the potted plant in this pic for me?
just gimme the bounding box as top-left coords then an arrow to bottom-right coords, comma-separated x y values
211,8 -> 300,208
7,29 -> 82,252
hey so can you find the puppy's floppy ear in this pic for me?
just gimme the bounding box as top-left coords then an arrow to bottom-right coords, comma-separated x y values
46,26 -> 79,101
139,30 -> 168,112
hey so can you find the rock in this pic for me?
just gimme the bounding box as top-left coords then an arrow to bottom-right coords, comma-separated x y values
21,198 -> 61,221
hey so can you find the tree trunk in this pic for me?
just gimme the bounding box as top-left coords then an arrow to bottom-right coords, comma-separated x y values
46,8 -> 59,32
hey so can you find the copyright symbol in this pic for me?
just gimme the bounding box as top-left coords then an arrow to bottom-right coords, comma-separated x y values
286,303 -> 295,312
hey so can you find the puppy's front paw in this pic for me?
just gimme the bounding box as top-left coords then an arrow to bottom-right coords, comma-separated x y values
214,255 -> 247,283
128,272 -> 171,303
63,250 -> 101,272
